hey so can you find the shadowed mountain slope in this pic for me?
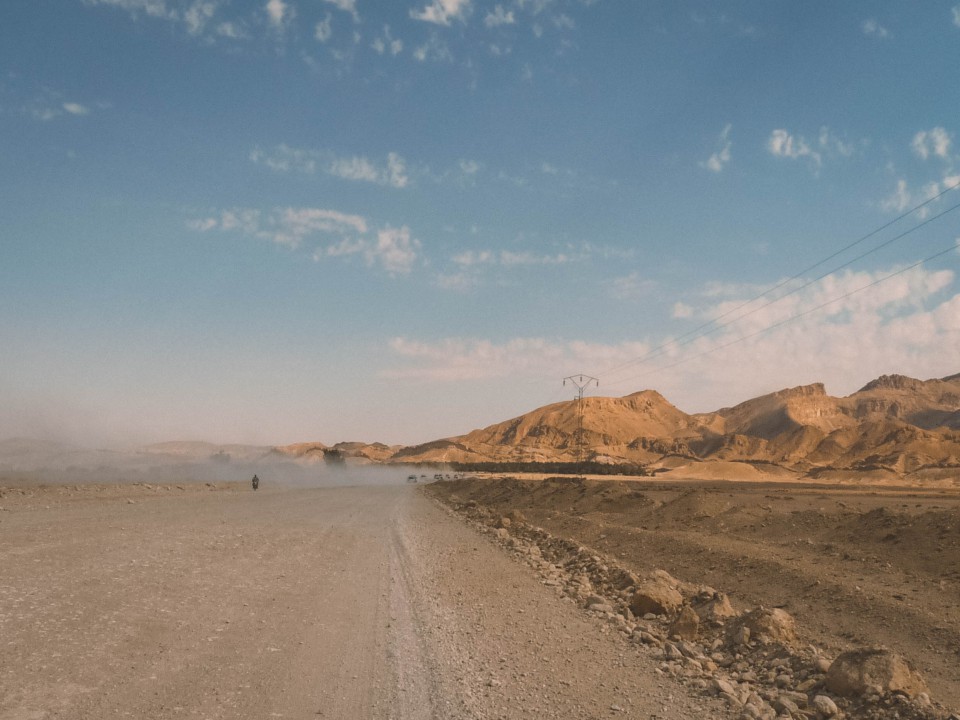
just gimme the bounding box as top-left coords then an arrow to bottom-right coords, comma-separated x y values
393,373 -> 960,481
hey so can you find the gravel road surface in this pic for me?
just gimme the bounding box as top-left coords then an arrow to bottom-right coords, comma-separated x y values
0,482 -> 732,720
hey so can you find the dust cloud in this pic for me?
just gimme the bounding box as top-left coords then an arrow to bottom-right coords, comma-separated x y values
0,437 -> 422,488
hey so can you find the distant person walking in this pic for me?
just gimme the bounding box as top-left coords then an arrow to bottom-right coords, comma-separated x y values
251,474 -> 260,491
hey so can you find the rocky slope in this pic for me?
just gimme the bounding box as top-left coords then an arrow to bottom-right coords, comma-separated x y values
394,373 -> 960,481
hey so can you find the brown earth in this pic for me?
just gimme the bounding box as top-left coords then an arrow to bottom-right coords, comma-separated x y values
425,474 -> 960,715
0,478 -> 743,720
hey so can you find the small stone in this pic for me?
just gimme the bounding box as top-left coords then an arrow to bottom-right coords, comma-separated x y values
713,678 -> 737,696
664,642 -> 683,661
773,698 -> 799,716
811,695 -> 838,718
507,509 -> 526,523
795,679 -> 818,693
669,605 -> 700,641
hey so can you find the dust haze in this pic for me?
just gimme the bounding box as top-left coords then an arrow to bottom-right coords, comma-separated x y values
0,436 -> 419,488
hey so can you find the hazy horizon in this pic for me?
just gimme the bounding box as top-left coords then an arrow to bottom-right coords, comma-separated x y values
3,2 -> 960,449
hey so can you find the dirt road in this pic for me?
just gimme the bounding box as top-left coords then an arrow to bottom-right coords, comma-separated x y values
0,481 -> 732,720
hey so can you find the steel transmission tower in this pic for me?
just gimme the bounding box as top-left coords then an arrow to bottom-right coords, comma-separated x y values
563,374 -> 598,475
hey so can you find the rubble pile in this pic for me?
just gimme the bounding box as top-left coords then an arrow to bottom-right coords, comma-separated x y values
440,496 -> 958,720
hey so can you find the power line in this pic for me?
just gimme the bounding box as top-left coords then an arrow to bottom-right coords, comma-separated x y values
605,241 -> 960,388
598,181 -> 960,382
562,374 -> 598,474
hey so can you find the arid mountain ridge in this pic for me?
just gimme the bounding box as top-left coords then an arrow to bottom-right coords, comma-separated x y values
379,372 -> 960,482
3,372 -> 958,484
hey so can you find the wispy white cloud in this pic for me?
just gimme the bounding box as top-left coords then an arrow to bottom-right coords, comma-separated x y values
275,207 -> 368,246
189,206 -> 421,275
500,250 -> 571,266
768,129 -> 821,168
818,127 -> 855,157
215,20 -> 245,38
485,5 -> 515,27
324,0 -> 359,22
953,6 -> 960,27
84,0 -> 254,40
880,178 -> 944,216
410,0 -> 471,26
610,272 -> 657,300
315,14 -> 333,42
63,102 -> 91,116
371,25 -> 403,55
265,0 -> 291,29
413,34 -> 453,62
250,145 -> 410,188
434,272 -> 478,291
184,0 -> 217,35
451,248 -> 570,268
189,206 -> 364,247
331,152 -> 409,187
385,265 -> 960,416
369,226 -> 421,274
311,226 -> 424,275
83,0 -> 174,20
452,249 -> 495,267
912,127 -> 952,160
861,19 -> 890,39
671,301 -> 694,319
701,123 -> 732,173
767,126 -> 859,172
20,86 -> 97,122
250,144 -> 318,173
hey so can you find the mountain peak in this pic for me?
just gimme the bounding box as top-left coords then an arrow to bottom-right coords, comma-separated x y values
858,374 -> 923,393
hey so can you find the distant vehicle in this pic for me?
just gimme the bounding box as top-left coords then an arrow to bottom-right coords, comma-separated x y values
406,475 -> 418,483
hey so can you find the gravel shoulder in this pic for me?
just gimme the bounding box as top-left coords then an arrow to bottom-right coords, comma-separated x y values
424,475 -> 960,718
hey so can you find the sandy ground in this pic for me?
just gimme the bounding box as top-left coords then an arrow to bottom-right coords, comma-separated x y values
425,475 -> 960,713
0,480 -> 736,720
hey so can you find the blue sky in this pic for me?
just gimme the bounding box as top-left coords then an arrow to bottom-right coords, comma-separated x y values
2,0 -> 960,448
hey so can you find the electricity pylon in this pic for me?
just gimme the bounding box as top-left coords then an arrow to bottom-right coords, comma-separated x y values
563,374 -> 598,475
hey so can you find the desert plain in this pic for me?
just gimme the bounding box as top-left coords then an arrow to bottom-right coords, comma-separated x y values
0,471 -> 957,720
2,373 -> 960,719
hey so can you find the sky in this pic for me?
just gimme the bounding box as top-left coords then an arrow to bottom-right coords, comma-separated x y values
2,0 -> 960,449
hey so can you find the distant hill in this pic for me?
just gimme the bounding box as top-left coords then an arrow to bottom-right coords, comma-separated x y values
5,371 -> 958,484
392,372 -> 960,482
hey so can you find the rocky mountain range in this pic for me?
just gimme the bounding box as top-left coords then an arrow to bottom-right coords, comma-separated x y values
386,373 -> 960,482
4,372 -> 958,484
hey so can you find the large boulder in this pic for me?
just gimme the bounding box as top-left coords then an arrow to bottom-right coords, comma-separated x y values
737,607 -> 797,646
630,578 -> 683,617
692,592 -> 737,624
825,648 -> 928,698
